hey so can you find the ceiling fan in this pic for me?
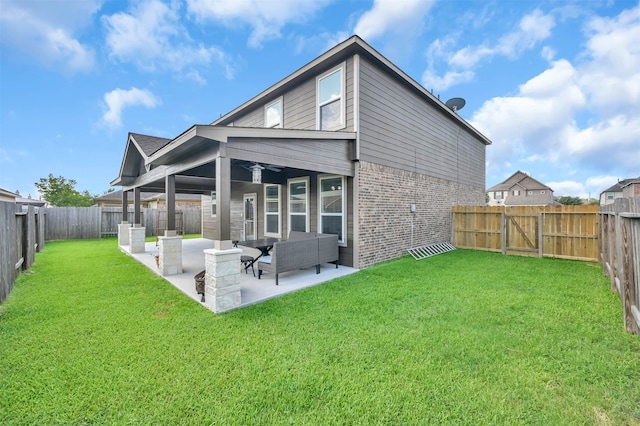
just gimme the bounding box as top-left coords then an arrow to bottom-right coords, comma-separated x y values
243,162 -> 283,172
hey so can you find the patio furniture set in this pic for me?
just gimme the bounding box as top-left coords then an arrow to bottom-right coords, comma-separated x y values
195,232 -> 339,299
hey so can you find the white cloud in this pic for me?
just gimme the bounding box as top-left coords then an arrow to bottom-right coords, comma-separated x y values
187,0 -> 332,48
353,0 -> 436,41
422,69 -> 474,92
425,9 -> 555,90
577,5 -> 640,118
0,0 -> 99,73
546,180 -> 585,197
102,88 -> 161,128
103,0 -> 232,79
473,4 -> 640,193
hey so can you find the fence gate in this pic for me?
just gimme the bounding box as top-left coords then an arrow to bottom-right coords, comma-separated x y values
505,213 -> 540,256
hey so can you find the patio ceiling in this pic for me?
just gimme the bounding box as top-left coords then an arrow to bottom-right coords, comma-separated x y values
113,126 -> 357,194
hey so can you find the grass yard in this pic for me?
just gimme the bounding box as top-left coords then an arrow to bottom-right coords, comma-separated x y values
1,239 -> 639,425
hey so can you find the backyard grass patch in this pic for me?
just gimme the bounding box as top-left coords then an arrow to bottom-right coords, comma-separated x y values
1,239 -> 639,425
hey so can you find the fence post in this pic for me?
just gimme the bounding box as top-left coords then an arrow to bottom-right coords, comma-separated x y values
621,217 -> 639,335
501,212 -> 506,255
538,213 -> 543,258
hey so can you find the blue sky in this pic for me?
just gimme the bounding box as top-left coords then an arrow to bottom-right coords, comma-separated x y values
1,0 -> 638,200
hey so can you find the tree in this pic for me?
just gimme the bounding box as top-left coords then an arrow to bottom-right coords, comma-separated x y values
555,196 -> 583,205
35,174 -> 94,207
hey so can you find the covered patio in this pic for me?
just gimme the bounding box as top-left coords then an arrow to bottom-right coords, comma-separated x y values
119,237 -> 358,309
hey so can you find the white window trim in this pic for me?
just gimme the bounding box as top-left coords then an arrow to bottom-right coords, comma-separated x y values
263,184 -> 281,238
210,191 -> 216,217
318,175 -> 346,246
264,96 -> 283,128
288,177 -> 309,233
316,62 -> 346,131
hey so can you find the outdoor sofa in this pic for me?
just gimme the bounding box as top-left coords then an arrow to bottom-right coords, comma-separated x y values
257,231 -> 339,285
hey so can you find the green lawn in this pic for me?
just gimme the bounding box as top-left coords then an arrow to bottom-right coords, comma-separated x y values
1,239 -> 639,425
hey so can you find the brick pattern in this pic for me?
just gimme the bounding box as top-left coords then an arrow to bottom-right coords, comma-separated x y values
357,161 -> 484,268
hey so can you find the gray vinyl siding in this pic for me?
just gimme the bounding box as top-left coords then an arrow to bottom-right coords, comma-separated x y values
232,107 -> 263,127
358,57 -> 485,189
221,58 -> 355,132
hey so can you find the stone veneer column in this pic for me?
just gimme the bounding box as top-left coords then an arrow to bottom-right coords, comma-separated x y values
128,226 -> 146,253
158,235 -> 183,275
203,247 -> 241,313
118,223 -> 131,246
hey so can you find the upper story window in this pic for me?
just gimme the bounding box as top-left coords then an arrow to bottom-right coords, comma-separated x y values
317,65 -> 345,130
513,190 -> 520,196
265,98 -> 282,128
495,191 -> 503,200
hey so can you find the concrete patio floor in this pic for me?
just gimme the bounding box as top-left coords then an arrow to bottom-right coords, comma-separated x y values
119,238 -> 358,310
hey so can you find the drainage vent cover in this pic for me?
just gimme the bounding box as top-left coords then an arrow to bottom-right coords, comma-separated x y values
406,242 -> 456,260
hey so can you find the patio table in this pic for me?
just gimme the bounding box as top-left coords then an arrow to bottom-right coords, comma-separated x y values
234,238 -> 282,272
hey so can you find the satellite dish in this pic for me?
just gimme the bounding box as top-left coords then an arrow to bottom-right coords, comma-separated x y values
445,97 -> 466,112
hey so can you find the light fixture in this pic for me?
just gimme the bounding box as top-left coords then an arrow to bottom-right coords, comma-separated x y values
250,164 -> 264,184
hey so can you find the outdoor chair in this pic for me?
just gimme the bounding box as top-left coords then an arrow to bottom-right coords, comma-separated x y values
233,240 -> 255,277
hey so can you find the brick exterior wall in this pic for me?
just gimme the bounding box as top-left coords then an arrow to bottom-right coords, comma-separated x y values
357,161 -> 484,268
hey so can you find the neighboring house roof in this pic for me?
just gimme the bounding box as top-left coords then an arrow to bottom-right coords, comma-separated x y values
486,171 -> 553,193
601,177 -> 640,194
94,190 -> 201,203
0,187 -> 18,200
15,197 -> 47,207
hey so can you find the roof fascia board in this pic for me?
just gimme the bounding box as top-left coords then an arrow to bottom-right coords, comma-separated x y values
120,165 -> 169,191
148,125 -> 356,165
211,35 -> 491,146
211,37 -> 362,126
114,134 -> 137,185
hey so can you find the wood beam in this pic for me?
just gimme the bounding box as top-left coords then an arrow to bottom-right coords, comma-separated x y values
215,155 -> 231,242
121,190 -> 128,223
133,187 -> 141,225
166,174 -> 176,233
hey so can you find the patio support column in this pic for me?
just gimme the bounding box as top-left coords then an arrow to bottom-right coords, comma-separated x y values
129,226 -> 146,253
158,174 -> 182,275
118,189 -> 131,246
203,247 -> 241,313
129,187 -> 145,253
165,174 -> 176,235
133,187 -> 141,225
158,234 -> 182,275
215,154 -> 232,250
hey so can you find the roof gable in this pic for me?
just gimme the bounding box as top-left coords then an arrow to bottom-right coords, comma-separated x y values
487,170 -> 553,192
212,35 -> 491,146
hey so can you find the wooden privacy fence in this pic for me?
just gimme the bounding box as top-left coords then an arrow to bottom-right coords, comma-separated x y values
599,198 -> 640,335
44,207 -> 201,240
0,202 -> 45,304
452,205 -> 599,261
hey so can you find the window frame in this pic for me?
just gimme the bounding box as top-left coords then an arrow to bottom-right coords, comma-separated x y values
316,63 -> 346,131
264,97 -> 283,128
210,191 -> 216,217
318,175 -> 346,245
263,184 -> 281,238
287,177 -> 309,233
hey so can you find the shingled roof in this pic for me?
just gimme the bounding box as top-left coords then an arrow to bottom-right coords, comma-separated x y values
130,133 -> 171,157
